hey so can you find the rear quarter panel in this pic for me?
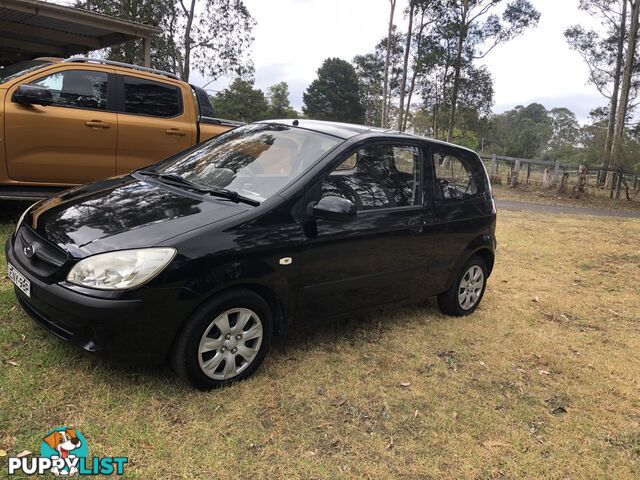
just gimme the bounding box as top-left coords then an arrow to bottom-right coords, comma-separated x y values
199,122 -> 234,142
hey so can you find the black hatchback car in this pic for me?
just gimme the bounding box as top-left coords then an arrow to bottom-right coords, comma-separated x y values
6,120 -> 496,389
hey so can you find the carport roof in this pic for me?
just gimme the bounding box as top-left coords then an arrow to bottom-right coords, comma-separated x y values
0,0 -> 162,66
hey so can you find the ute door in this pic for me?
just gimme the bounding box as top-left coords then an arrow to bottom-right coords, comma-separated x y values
298,141 -> 435,321
4,67 -> 117,184
115,74 -> 195,175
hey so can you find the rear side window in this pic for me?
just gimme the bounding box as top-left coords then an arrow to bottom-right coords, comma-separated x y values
432,147 -> 485,201
30,70 -> 108,110
123,76 -> 181,117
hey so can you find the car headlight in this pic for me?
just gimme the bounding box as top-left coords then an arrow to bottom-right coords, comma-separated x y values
66,248 -> 176,290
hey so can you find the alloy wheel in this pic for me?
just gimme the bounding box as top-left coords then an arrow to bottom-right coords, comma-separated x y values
457,265 -> 485,310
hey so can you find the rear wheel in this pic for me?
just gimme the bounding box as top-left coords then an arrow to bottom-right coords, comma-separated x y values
171,290 -> 272,390
437,255 -> 488,317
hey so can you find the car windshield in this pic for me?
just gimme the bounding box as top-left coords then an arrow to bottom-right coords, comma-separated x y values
155,123 -> 342,202
0,60 -> 52,85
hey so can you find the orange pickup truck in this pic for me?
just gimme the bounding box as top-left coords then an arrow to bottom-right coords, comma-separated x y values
0,57 -> 242,200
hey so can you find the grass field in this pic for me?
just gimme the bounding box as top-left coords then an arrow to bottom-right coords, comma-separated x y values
1,206 -> 639,479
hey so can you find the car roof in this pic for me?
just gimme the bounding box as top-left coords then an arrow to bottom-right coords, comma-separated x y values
263,119 -> 478,155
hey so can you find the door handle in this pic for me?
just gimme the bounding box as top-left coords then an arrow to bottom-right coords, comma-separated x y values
408,216 -> 429,233
85,120 -> 110,128
166,128 -> 186,136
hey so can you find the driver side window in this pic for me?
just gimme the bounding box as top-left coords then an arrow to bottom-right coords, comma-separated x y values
433,148 -> 478,201
321,143 -> 421,211
30,70 -> 108,110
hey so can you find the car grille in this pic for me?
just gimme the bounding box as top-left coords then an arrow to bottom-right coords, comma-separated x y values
13,226 -> 69,280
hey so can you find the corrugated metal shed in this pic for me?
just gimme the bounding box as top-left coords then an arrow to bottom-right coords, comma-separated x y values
0,0 -> 162,66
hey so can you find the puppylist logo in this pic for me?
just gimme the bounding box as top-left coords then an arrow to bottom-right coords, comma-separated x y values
7,427 -> 128,476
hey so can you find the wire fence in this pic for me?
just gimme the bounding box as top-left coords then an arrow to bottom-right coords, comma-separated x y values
480,154 -> 640,201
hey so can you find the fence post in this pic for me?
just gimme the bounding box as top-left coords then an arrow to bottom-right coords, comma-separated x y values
557,170 -> 569,193
553,160 -> 560,183
542,168 -> 552,189
510,159 -> 521,188
491,154 -> 497,175
571,164 -> 587,199
616,173 -> 624,200
634,175 -> 638,191
526,163 -> 531,184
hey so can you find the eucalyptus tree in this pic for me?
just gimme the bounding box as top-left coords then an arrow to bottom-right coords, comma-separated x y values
565,0 -> 630,180
353,30 -> 404,127
77,0 -> 255,82
610,0 -> 640,183
443,0 -> 540,142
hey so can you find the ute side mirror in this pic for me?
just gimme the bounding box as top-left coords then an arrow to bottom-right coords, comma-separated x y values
12,85 -> 53,107
308,196 -> 356,222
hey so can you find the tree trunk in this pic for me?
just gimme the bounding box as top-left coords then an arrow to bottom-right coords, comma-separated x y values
179,0 -> 197,81
610,0 -> 640,184
447,0 -> 469,142
433,103 -> 438,138
601,0 -> 627,186
402,8 -> 426,131
381,0 -> 397,128
397,1 -> 415,130
403,70 -> 417,131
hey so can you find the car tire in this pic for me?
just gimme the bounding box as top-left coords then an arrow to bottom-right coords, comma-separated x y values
171,289 -> 273,390
437,255 -> 488,317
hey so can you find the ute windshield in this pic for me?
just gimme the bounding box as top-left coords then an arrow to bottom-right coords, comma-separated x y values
153,123 -> 342,203
0,60 -> 52,85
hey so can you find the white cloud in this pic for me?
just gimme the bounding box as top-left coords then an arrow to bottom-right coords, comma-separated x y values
191,0 -> 609,118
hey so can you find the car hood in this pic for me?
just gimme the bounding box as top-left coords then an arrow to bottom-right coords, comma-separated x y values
28,175 -> 248,257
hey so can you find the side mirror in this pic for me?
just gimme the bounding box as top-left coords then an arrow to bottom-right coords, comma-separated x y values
308,196 -> 356,222
12,85 -> 53,106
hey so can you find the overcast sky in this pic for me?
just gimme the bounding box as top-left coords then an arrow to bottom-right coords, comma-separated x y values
192,0 -> 606,122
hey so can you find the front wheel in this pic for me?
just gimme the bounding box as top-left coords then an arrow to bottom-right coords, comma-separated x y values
437,255 -> 488,317
171,290 -> 273,390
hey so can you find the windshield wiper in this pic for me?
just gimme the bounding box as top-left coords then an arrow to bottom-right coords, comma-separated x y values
204,187 -> 260,207
137,170 -> 198,187
137,170 -> 260,207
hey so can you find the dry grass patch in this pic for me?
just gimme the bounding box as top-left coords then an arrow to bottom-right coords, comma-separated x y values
1,210 -> 639,479
493,183 -> 640,212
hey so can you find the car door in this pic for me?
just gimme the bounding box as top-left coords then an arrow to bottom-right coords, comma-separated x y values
4,66 -> 118,184
297,140 -> 436,321
115,74 -> 195,175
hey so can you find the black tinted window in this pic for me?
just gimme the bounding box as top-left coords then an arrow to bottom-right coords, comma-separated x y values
31,70 -> 108,110
433,148 -> 485,201
321,144 -> 421,211
123,76 -> 181,117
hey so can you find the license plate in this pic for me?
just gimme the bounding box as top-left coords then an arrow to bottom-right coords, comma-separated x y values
8,263 -> 30,298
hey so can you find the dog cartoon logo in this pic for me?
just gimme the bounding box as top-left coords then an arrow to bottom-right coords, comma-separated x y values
40,427 -> 88,476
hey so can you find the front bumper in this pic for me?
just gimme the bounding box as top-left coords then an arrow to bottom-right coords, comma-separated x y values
5,237 -> 185,364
